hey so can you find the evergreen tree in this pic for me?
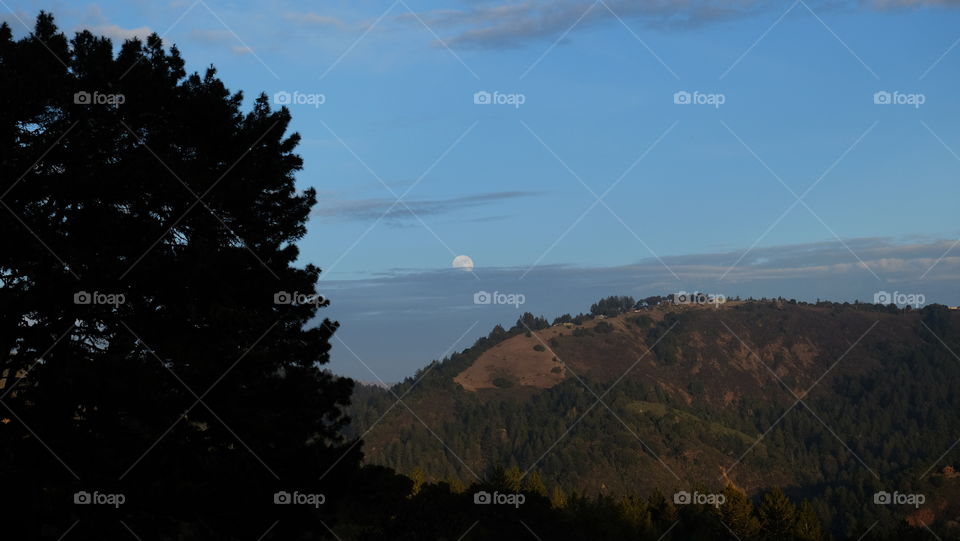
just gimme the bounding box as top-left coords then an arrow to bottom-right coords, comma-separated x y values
758,488 -> 799,540
0,12 -> 354,539
493,465 -> 523,492
717,486 -> 761,539
551,485 -> 568,508
523,470 -> 549,497
794,500 -> 824,540
409,467 -> 426,495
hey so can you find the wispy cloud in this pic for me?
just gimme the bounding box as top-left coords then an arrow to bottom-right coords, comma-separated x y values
75,4 -> 152,43
390,0 -> 957,49
283,12 -> 350,29
188,28 -> 233,44
81,23 -> 153,41
314,191 -> 539,224
184,29 -> 256,55
400,0 -> 777,49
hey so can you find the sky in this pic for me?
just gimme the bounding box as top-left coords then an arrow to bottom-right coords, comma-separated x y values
3,0 -> 959,381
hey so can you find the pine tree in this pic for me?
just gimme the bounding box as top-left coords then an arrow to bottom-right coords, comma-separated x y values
717,486 -> 761,539
446,475 -> 466,494
409,467 -> 426,495
551,485 -> 568,508
523,470 -> 549,497
497,465 -> 523,492
619,495 -> 651,530
758,488 -> 799,540
793,500 -> 824,540
0,12 -> 354,539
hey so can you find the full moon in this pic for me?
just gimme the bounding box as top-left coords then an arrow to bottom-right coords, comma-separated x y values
452,255 -> 474,271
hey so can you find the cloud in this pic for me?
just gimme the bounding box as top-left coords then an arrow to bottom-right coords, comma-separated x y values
398,0 -> 956,49
80,23 -> 153,42
404,0 -> 774,49
284,12 -> 350,29
188,29 -> 233,44
184,29 -> 254,55
313,191 -> 539,224
76,5 -> 152,43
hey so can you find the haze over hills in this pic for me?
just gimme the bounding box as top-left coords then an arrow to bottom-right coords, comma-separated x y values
347,297 -> 960,537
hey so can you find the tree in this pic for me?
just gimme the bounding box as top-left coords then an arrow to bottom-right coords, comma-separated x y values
758,488 -> 799,540
716,486 -> 760,539
551,485 -> 568,508
0,13 -> 355,539
523,470 -> 549,497
516,312 -> 549,332
590,296 -> 636,317
794,500 -> 824,540
493,465 -> 523,492
409,467 -> 426,495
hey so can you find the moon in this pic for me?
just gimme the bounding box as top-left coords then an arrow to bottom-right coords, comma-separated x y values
452,255 -> 474,271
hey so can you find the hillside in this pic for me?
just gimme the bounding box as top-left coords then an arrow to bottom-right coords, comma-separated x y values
346,298 -> 960,537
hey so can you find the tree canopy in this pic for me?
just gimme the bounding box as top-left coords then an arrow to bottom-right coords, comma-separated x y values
0,12 -> 355,539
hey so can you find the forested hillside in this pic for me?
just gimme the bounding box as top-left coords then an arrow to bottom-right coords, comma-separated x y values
348,299 -> 960,538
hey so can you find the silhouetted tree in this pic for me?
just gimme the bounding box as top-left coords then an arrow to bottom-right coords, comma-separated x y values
0,13 -> 355,540
590,295 -> 635,317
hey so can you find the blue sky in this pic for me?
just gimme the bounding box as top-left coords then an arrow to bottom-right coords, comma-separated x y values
4,0 -> 959,380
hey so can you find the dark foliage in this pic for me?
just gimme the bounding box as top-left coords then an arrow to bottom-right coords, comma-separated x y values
590,296 -> 635,317
0,14 -> 356,539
